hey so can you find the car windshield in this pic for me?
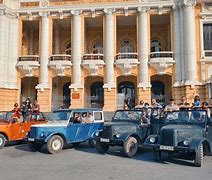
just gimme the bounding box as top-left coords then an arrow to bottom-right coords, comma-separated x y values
113,111 -> 142,121
164,110 -> 207,124
49,111 -> 71,122
0,112 -> 13,122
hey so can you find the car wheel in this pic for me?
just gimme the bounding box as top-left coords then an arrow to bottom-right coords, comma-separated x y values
123,137 -> 138,157
153,149 -> 161,161
194,144 -> 203,167
88,139 -> 96,148
0,134 -> 6,149
96,140 -> 109,153
28,142 -> 44,152
47,135 -> 64,154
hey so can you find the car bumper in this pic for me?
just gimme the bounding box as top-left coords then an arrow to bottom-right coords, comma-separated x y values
27,137 -> 45,142
95,137 -> 124,146
143,143 -> 195,152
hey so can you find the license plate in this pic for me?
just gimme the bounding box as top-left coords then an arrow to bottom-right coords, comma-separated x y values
28,138 -> 35,142
100,138 -> 110,143
160,145 -> 174,151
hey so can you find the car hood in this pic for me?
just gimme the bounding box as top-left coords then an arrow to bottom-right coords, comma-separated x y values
161,124 -> 203,131
32,121 -> 67,128
105,121 -> 138,126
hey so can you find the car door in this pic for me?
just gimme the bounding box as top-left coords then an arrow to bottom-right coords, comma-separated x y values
66,112 -> 83,143
205,118 -> 212,148
9,122 -> 24,140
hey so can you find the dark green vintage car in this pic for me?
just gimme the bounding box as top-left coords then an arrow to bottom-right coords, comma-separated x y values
95,109 -> 161,157
144,110 -> 212,167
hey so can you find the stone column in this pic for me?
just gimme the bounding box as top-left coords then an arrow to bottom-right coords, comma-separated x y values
70,10 -> 82,90
28,25 -> 34,55
54,26 -> 60,54
183,0 -> 197,86
173,5 -> 181,86
103,8 -> 115,89
179,3 -> 185,84
0,10 -> 6,88
36,12 -> 50,89
137,7 -> 150,89
103,8 -> 116,111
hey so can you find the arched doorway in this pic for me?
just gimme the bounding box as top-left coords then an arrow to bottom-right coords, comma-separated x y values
63,82 -> 71,108
151,81 -> 165,104
118,81 -> 135,108
52,76 -> 71,110
151,75 -> 172,106
20,77 -> 38,103
90,82 -> 104,108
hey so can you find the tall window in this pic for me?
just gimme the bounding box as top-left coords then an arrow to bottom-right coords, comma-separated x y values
65,42 -> 71,55
151,39 -> 162,52
120,39 -> 133,53
203,23 -> 212,51
92,42 -> 103,54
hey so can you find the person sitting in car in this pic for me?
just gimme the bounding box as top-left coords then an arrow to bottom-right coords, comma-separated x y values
178,96 -> 190,110
73,113 -> 81,124
86,113 -> 94,123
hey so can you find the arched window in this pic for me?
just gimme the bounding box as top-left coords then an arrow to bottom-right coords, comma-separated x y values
92,41 -> 103,54
151,39 -> 162,52
65,42 -> 71,55
120,39 -> 133,53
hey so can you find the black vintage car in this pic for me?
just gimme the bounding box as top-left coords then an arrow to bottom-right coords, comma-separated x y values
144,109 -> 212,167
95,108 -> 161,157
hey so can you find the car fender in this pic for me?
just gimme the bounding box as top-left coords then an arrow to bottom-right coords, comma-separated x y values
44,132 -> 66,143
0,131 -> 8,141
119,132 -> 142,144
190,138 -> 211,153
144,134 -> 158,144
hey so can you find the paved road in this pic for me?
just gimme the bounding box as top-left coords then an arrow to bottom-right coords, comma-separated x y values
0,143 -> 212,180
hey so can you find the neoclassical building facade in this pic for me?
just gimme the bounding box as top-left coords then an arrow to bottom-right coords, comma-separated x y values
0,0 -> 212,112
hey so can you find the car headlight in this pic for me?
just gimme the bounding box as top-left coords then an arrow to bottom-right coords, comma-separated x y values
40,133 -> 44,138
183,139 -> 189,146
150,137 -> 156,143
116,133 -> 121,138
95,132 -> 100,137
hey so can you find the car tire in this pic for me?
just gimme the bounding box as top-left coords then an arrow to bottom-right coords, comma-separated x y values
28,142 -> 44,152
88,139 -> 96,148
47,135 -> 64,154
194,144 -> 203,167
153,149 -> 161,161
0,134 -> 6,149
123,137 -> 138,157
96,140 -> 109,154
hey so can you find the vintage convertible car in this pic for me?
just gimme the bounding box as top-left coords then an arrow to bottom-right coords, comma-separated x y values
95,108 -> 161,157
27,108 -> 104,154
0,111 -> 46,149
144,109 -> 212,167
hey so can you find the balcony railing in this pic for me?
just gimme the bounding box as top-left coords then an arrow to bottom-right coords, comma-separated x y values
49,54 -> 72,61
116,53 -> 138,60
204,50 -> 212,57
18,55 -> 39,62
150,51 -> 173,59
83,54 -> 104,61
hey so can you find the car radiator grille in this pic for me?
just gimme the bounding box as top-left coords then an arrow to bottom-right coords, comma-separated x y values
101,126 -> 112,138
160,130 -> 175,146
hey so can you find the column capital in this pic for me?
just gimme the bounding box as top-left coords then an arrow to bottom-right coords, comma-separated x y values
71,10 -> 82,16
183,0 -> 196,7
39,11 -> 50,18
137,6 -> 150,13
103,8 -> 115,15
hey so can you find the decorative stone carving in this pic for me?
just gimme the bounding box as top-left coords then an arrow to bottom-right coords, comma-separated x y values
115,59 -> 139,75
82,60 -> 105,76
48,60 -> 72,77
16,61 -> 40,77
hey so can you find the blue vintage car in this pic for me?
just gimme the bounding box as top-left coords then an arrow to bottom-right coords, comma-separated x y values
27,108 -> 104,154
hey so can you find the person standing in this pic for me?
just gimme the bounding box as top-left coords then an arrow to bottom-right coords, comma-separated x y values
178,96 -> 190,110
135,100 -> 145,109
21,98 -> 32,122
12,103 -> 21,121
164,98 -> 179,112
193,95 -> 200,108
32,100 -> 40,121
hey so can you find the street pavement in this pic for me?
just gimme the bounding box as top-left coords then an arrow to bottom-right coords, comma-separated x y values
0,143 -> 212,180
